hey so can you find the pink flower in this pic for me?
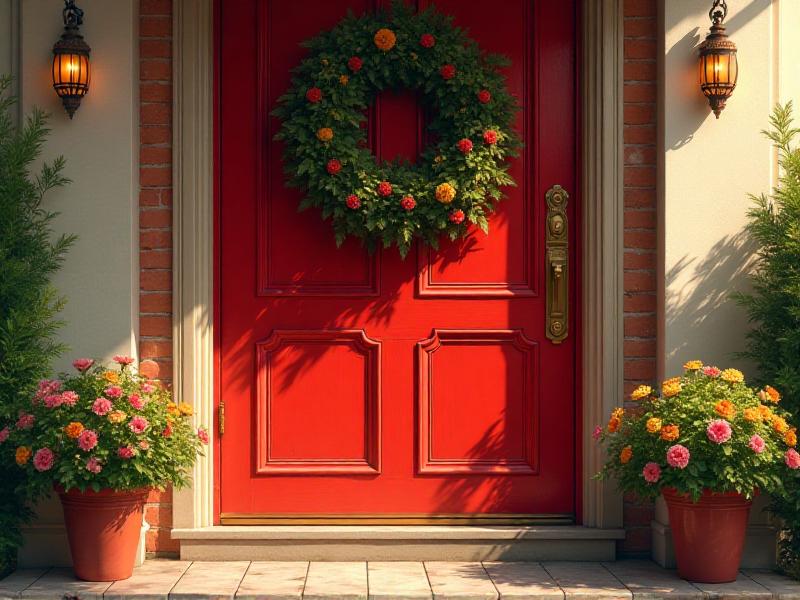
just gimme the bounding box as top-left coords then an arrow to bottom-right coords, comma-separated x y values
786,449 -> 800,469
419,33 -> 435,48
92,397 -> 112,416
113,355 -> 135,366
706,419 -> 732,444
592,425 -> 603,440
377,181 -> 393,197
128,394 -> 145,410
643,462 -> 661,483
477,89 -> 491,104
141,383 -> 155,394
105,385 -> 123,398
748,434 -> 766,454
44,394 -> 63,408
702,366 -> 721,378
456,138 -> 473,154
162,424 -> 173,438
347,56 -> 363,72
118,446 -> 136,459
85,457 -> 102,474
440,64 -> 457,80
0,427 -> 9,443
400,196 -> 416,211
198,428 -> 209,445
346,194 -> 361,210
666,444 -> 691,469
483,130 -> 498,145
72,358 -> 94,372
60,391 -> 79,407
77,429 -> 98,452
129,416 -> 149,434
449,209 -> 465,224
16,413 -> 35,430
33,448 -> 54,472
138,440 -> 150,451
34,379 -> 61,401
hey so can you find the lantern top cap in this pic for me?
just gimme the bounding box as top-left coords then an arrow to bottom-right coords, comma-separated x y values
63,0 -> 84,28
709,0 -> 728,26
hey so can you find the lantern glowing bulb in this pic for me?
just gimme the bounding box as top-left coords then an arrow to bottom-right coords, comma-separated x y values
698,0 -> 737,119
52,0 -> 91,119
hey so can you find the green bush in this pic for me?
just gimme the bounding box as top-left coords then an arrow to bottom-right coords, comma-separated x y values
735,102 -> 800,578
0,75 -> 75,575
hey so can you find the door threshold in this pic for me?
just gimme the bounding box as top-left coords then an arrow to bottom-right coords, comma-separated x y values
218,513 -> 574,526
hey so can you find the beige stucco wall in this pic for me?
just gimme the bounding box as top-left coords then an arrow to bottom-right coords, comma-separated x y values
660,0 -> 799,378
3,0 -> 139,567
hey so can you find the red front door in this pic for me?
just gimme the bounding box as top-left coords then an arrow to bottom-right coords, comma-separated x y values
218,0 -> 577,522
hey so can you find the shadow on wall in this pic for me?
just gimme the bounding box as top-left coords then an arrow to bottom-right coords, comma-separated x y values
665,229 -> 757,371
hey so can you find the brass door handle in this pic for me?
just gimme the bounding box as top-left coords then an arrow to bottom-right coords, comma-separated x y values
545,185 -> 569,344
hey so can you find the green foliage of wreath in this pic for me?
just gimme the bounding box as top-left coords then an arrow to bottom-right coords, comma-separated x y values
272,1 -> 521,257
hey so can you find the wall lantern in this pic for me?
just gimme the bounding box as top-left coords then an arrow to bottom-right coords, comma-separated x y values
52,0 -> 90,119
698,0 -> 737,119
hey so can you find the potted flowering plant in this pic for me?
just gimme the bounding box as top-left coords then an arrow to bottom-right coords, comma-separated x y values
596,361 -> 799,583
0,356 -> 207,582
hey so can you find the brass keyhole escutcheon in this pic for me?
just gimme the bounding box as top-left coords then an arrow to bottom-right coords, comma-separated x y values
545,185 -> 568,344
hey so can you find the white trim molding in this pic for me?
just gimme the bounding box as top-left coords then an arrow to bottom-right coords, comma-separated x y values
172,0 -> 625,542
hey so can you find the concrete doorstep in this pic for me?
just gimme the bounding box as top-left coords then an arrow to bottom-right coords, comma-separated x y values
2,559 -> 800,600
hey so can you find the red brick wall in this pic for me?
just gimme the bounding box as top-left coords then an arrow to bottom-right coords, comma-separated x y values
139,0 -> 176,557
137,0 -> 660,557
622,0 -> 658,556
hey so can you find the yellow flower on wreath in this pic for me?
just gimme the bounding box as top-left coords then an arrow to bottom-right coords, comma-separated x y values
785,429 -> 797,447
714,400 -> 736,420
743,407 -> 761,422
607,407 -> 624,433
373,28 -> 397,51
15,446 -> 31,466
316,127 -> 334,142
630,385 -> 652,401
108,410 -> 127,424
619,446 -> 633,464
435,182 -> 456,204
339,74 -> 349,86
660,424 -> 680,442
683,360 -> 703,371
64,422 -> 84,439
720,368 -> 744,384
178,402 -> 194,417
103,370 -> 120,384
661,377 -> 682,398
645,417 -> 662,434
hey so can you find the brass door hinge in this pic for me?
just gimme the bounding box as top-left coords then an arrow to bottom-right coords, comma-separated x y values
218,400 -> 225,436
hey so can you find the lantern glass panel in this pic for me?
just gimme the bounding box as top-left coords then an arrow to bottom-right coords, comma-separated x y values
52,53 -> 90,98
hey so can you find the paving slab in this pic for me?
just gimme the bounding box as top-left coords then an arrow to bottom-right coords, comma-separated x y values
482,562 -> 563,599
19,568 -> 112,600
169,561 -> 249,600
105,560 -> 192,600
235,562 -> 308,600
602,561 -> 702,600
424,562 -> 498,600
0,569 -> 47,600
303,562 -> 367,600
542,563 -> 631,600
743,569 -> 800,599
690,573 -> 772,600
368,562 -> 432,599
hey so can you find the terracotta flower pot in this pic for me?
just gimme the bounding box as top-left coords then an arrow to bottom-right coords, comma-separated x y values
662,487 -> 752,583
56,485 -> 149,581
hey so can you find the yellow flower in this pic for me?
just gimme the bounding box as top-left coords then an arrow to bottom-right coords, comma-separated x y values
435,182 -> 456,204
785,429 -> 797,447
683,360 -> 703,371
178,402 -> 194,416
316,127 -> 333,142
759,405 -> 773,421
15,446 -> 31,466
167,401 -> 180,417
64,422 -> 84,439
339,74 -> 349,86
108,410 -> 127,424
619,446 -> 633,464
714,400 -> 736,420
772,415 -> 789,434
645,417 -> 662,434
607,407 -> 624,433
660,424 -> 680,442
373,28 -> 397,51
104,370 -> 120,383
661,379 -> 682,398
743,408 -> 761,422
720,368 -> 744,384
434,155 -> 445,164
631,385 -> 652,401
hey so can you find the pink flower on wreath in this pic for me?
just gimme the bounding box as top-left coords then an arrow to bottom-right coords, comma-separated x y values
326,159 -> 342,175
400,196 -> 416,211
16,413 -> 35,430
33,448 -> 54,472
592,425 -> 603,441
105,385 -> 123,399
92,397 -> 112,416
44,394 -> 63,409
702,365 -> 721,378
34,379 -> 61,401
128,394 -> 145,410
77,429 -> 98,452
449,209 -> 465,224
138,440 -> 150,451
706,419 -> 732,444
118,446 -> 136,459
749,434 -> 766,454
85,457 -> 102,474
60,391 -> 79,407
643,462 -> 661,483
113,355 -> 135,366
346,194 -> 361,210
347,56 -> 363,73
666,444 -> 691,469
141,383 -> 155,394
440,64 -> 456,80
477,89 -> 491,104
129,416 -> 149,435
786,448 -> 800,469
419,33 -> 435,48
483,130 -> 498,145
0,427 -> 9,443
198,428 -> 210,445
456,138 -> 473,154
72,358 -> 94,372
377,181 -> 393,197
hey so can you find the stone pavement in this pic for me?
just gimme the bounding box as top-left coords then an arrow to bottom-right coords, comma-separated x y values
2,559 -> 800,599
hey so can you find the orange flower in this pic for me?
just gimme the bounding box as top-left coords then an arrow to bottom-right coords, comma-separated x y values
743,408 -> 761,422
435,182 -> 456,204
178,402 -> 194,417
645,417 -> 662,434
772,415 -> 789,434
64,422 -> 84,439
720,368 -> 744,384
683,360 -> 703,371
339,74 -> 349,86
631,385 -> 652,401
108,410 -> 127,424
759,405 -> 773,420
15,446 -> 31,466
607,407 -> 624,433
316,127 -> 333,142
167,401 -> 180,417
619,446 -> 633,464
103,370 -> 120,384
661,378 -> 682,398
764,385 -> 781,404
373,28 -> 397,51
714,400 -> 736,420
660,425 -> 680,442
785,429 -> 797,447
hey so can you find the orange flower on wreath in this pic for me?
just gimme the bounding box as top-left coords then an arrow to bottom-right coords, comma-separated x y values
15,446 -> 31,466
435,182 -> 456,204
64,422 -> 84,439
373,28 -> 397,51
660,424 -> 680,442
714,400 -> 736,420
619,446 -> 633,464
316,127 -> 334,142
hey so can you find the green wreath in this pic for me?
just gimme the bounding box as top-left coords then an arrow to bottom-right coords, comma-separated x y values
273,1 -> 520,257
